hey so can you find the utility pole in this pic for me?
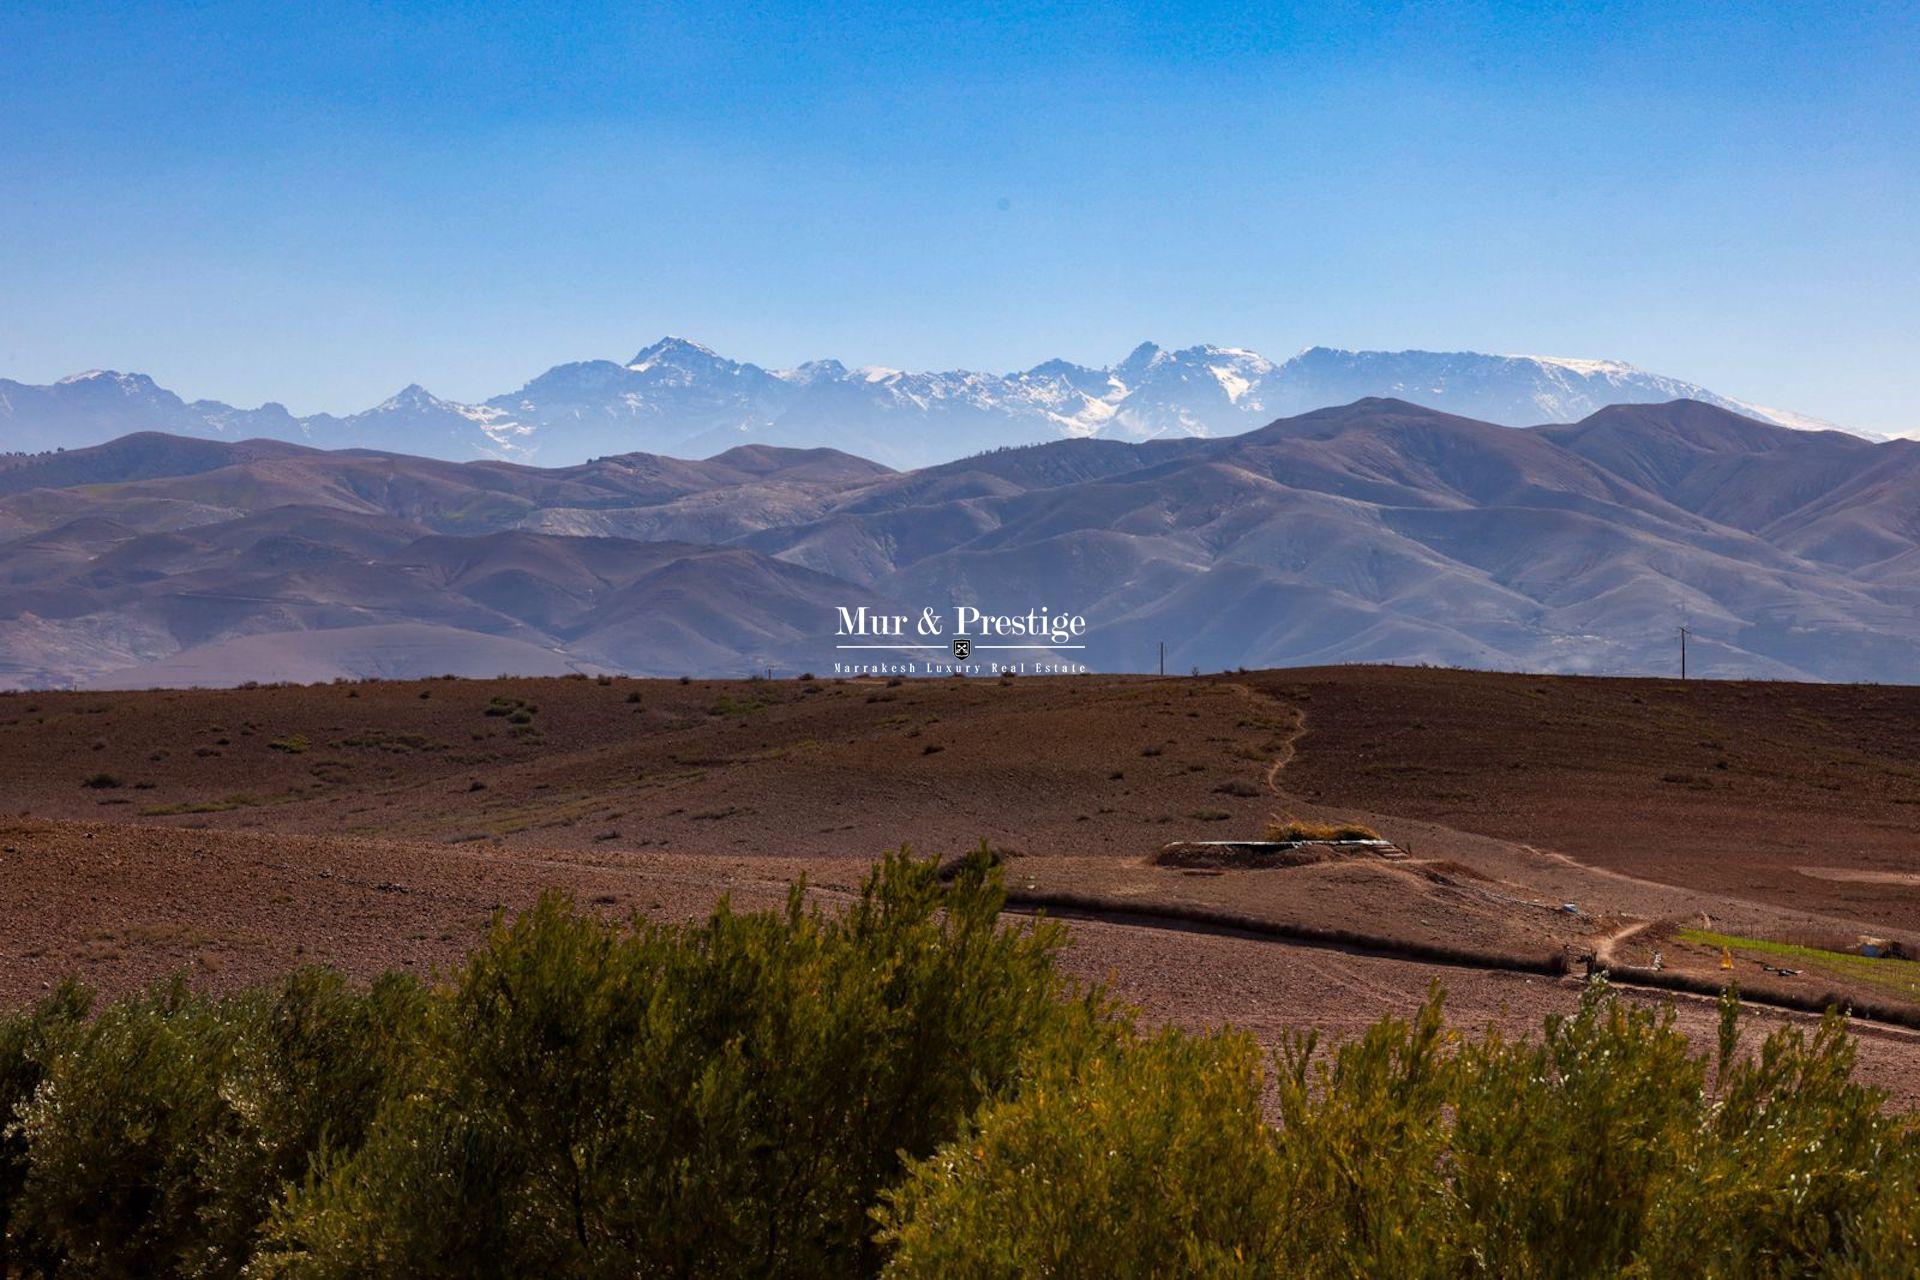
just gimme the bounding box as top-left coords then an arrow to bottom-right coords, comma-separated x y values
1679,626 -> 1689,680
1158,641 -> 1165,677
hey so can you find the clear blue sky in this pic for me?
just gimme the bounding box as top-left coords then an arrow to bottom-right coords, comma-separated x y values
2,1 -> 1915,432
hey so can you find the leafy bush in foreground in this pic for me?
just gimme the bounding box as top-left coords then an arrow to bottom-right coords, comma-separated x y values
881,984 -> 1920,1279
254,849 -> 1103,1278
877,1027 -> 1288,1274
2,971 -> 420,1278
2,850 -> 1917,1278
0,980 -> 90,1280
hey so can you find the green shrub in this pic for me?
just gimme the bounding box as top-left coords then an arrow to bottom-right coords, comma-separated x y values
877,1027 -> 1284,1276
1633,994 -> 1912,1276
254,849 -> 1115,1278
4,971 -> 421,1279
0,981 -> 92,1279
4,865 -> 1918,1279
879,980 -> 1920,1278
1263,986 -> 1460,1275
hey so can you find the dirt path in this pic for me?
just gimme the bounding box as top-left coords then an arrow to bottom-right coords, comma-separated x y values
1051,912 -> 1920,1111
1596,920 -> 1653,966
1219,680 -> 1308,801
1005,889 -> 1920,1036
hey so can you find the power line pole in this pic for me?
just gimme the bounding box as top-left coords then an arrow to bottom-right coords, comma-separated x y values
1158,641 -> 1165,677
1679,626 -> 1689,680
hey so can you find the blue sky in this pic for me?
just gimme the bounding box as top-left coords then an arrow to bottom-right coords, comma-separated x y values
2,1 -> 1916,432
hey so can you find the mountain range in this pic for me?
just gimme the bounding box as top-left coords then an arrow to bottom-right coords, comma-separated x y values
0,339 -> 1857,470
2,397 -> 1916,689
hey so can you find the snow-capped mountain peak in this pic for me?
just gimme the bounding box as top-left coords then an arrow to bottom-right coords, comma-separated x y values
373,383 -> 449,412
4,339 -> 1859,469
1506,353 -> 1642,377
1115,341 -> 1168,378
775,358 -> 849,385
628,335 -> 728,372
53,369 -> 169,397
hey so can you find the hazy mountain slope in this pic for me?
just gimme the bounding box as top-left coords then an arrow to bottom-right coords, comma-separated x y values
0,510 -> 884,687
1541,402 -> 1920,573
3,398 -> 1918,687
81,624 -> 587,688
0,372 -> 231,452
1269,348 -> 1795,428
0,440 -> 891,541
316,385 -> 536,460
739,400 -> 1918,681
0,432 -> 314,498
3,338 -> 1850,467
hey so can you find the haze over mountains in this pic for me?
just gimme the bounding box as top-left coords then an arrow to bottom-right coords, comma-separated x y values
2,397 -> 1916,689
0,339 -> 1856,470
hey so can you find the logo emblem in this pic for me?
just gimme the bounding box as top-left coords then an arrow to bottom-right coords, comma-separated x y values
952,636 -> 971,660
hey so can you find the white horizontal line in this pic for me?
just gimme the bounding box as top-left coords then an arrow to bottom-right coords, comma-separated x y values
834,643 -> 1088,651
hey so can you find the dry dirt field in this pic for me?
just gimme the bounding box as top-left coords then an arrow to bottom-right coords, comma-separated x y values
3,666 -> 1918,1103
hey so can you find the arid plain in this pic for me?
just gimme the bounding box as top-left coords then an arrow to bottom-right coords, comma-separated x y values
4,665 -> 1918,1103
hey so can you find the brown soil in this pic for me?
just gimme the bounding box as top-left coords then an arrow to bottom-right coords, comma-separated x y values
4,666 -> 1918,1105
1247,666 -> 1920,929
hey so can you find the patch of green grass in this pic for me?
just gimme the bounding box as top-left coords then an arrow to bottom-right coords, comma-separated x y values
708,690 -> 779,718
1677,928 -> 1920,1000
337,729 -> 444,754
139,794 -> 268,816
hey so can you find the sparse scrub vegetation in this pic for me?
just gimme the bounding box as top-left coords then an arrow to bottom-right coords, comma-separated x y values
139,794 -> 269,816
0,856 -> 1915,1277
1265,813 -> 1384,842
709,688 -> 780,717
483,695 -> 537,723
335,729 -> 442,754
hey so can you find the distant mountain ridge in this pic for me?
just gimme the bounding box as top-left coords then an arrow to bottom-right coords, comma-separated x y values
3,398 -> 1917,688
1,339 -> 1854,469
